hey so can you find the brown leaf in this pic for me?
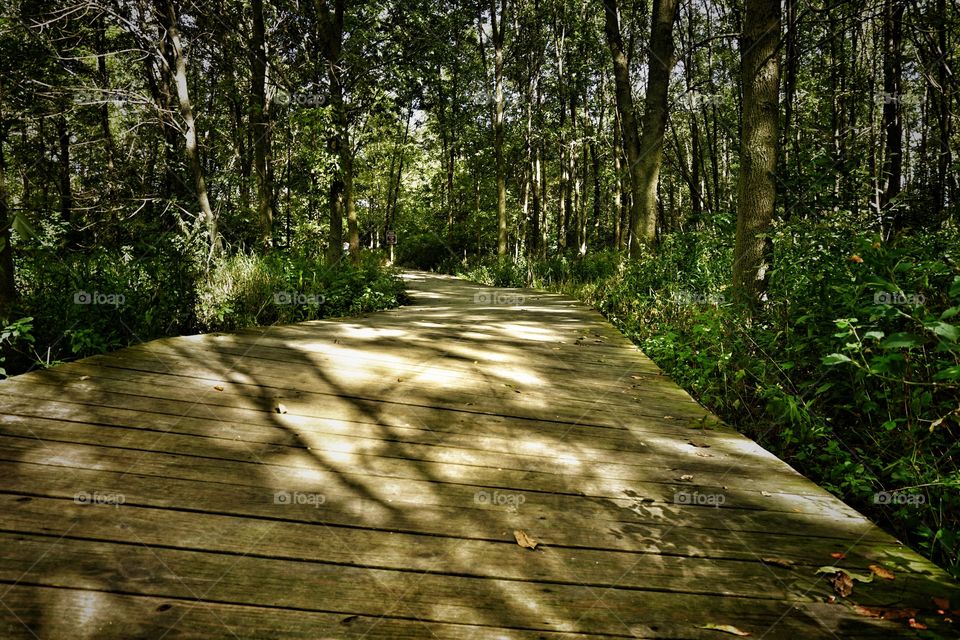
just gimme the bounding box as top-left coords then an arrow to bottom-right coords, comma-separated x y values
696,623 -> 751,636
907,618 -> 927,630
829,552 -> 846,560
830,571 -> 854,597
513,529 -> 538,550
932,596 -> 950,610
868,564 -> 895,580
760,557 -> 795,569
213,385 -> 224,391
79,375 -> 91,381
677,474 -> 694,482
852,605 -> 918,621
849,254 -> 864,263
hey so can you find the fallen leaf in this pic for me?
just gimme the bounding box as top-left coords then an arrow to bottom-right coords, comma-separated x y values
677,474 -> 694,482
213,385 -> 224,391
761,491 -> 772,497
79,375 -> 90,381
513,529 -> 538,550
868,564 -> 895,580
830,552 -> 846,560
852,606 -> 917,621
663,415 -> 675,420
932,596 -> 950,610
816,566 -> 874,583
830,571 -> 854,597
907,618 -> 928,630
760,557 -> 795,569
696,623 -> 751,636
849,254 -> 864,263
688,440 -> 710,448
275,404 -> 288,414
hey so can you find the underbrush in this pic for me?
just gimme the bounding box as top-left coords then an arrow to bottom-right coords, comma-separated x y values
3,243 -> 406,374
455,218 -> 960,577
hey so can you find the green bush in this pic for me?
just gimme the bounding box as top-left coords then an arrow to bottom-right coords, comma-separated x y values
6,244 -> 406,376
453,219 -> 960,577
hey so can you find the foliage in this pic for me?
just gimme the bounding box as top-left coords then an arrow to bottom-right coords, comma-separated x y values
452,219 -> 960,578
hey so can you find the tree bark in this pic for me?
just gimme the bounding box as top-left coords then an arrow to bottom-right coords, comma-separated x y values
732,0 -> 780,306
490,0 -> 508,255
0,123 -> 14,316
158,0 -> 221,259
880,0 -> 904,223
603,0 -> 647,257
250,0 -> 274,248
634,0 -> 680,247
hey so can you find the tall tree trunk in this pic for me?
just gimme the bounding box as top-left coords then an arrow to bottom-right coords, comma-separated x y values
57,115 -> 76,247
250,0 -> 274,248
634,0 -> 680,247
881,0 -> 905,224
732,0 -> 781,306
490,0 -> 509,255
603,0 -> 647,257
0,125 -> 14,315
159,0 -> 220,259
316,0 -> 356,261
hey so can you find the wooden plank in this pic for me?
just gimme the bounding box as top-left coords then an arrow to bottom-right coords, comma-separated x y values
0,461 -> 915,567
0,533 -> 905,638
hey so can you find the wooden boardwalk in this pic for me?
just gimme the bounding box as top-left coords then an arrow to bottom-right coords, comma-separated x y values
0,271 -> 957,639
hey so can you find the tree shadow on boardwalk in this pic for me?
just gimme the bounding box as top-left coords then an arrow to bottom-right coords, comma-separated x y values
0,272 -> 957,638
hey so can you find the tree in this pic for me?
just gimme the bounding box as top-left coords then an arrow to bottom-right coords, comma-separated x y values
732,0 -> 780,306
251,0 -> 275,248
603,0 -> 647,257
157,0 -> 221,259
479,0 -> 509,256
634,0 -> 680,248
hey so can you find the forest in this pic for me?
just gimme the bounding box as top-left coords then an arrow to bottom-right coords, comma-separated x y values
0,0 -> 958,580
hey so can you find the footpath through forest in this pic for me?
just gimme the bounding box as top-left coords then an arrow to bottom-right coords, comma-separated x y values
0,271 -> 957,638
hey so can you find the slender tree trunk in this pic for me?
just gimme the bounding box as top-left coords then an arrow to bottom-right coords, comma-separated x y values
732,0 -> 780,306
0,125 -> 15,315
57,115 -> 77,247
603,0 -> 647,257
881,0 -> 904,223
488,0 -> 509,256
159,0 -> 220,259
251,0 -> 274,248
634,0 -> 680,246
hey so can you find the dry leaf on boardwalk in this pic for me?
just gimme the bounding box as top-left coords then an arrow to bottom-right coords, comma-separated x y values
696,623 -> 751,636
213,385 -> 224,391
760,557 -> 795,569
830,571 -> 854,597
274,403 -> 288,414
830,552 -> 846,560
513,529 -> 538,550
868,563 -> 895,580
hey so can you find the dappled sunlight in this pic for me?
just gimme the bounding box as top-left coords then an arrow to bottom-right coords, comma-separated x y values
1,271 -> 955,638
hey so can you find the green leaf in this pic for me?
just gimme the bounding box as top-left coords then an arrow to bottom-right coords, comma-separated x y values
823,353 -> 852,366
863,331 -> 885,341
942,306 -> 960,321
880,332 -> 923,349
949,276 -> 960,300
924,321 -> 959,343
933,366 -> 960,381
